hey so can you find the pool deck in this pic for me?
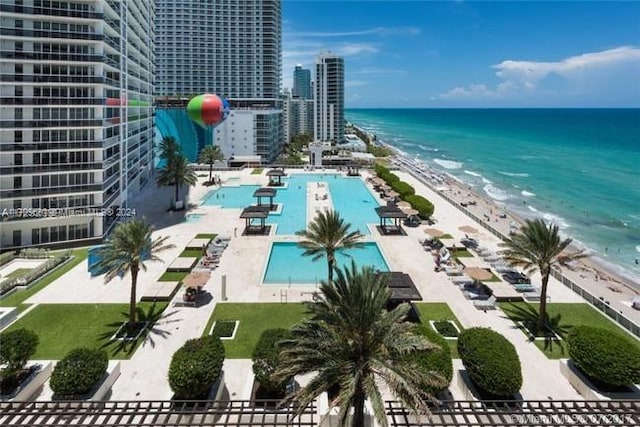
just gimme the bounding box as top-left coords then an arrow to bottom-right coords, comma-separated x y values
6,167 -> 599,402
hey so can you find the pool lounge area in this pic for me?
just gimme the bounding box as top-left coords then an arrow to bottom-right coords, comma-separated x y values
262,241 -> 390,285
202,173 -> 382,235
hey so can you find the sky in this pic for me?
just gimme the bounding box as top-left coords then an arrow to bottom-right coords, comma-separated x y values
282,1 -> 640,108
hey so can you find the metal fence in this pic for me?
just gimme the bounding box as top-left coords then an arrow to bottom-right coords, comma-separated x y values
400,165 -> 640,340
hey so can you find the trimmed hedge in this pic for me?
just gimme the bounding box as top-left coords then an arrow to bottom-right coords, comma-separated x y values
168,335 -> 225,399
433,320 -> 459,338
0,328 -> 39,375
390,180 -> 415,197
567,326 -> 640,387
409,325 -> 453,395
50,348 -> 108,397
252,328 -> 292,393
404,195 -> 435,219
458,328 -> 522,398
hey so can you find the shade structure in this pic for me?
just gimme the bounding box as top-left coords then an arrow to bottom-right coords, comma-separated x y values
463,267 -> 493,281
371,177 -> 385,186
385,190 -> 400,198
379,183 -> 391,191
397,201 -> 412,209
403,208 -> 419,216
459,225 -> 479,234
424,228 -> 445,237
182,271 -> 210,289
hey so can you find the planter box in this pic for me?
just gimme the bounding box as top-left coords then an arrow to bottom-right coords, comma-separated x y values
110,321 -> 149,342
210,320 -> 239,340
560,359 -> 640,400
1,362 -> 52,402
517,321 -> 561,341
53,361 -> 121,402
456,369 -> 521,401
429,320 -> 460,340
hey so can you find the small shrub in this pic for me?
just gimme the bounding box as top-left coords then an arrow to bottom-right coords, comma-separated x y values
212,320 -> 236,338
390,180 -> 415,197
252,328 -> 291,394
404,194 -> 435,218
433,320 -> 459,337
0,251 -> 16,266
50,348 -> 108,397
408,325 -> 453,395
458,328 -> 522,398
374,164 -> 390,176
168,335 -> 225,399
0,329 -> 39,375
567,326 -> 640,387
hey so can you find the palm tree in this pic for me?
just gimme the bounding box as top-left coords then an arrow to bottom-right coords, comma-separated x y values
198,145 -> 224,183
158,135 -> 180,165
97,219 -> 174,325
156,154 -> 197,207
273,261 -> 444,427
296,210 -> 364,284
501,218 -> 587,332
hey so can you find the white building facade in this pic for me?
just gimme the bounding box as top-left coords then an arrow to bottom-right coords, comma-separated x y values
314,53 -> 344,144
0,0 -> 155,249
156,0 -> 283,163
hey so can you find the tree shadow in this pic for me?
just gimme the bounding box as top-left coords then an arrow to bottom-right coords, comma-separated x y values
97,303 -> 181,357
501,303 -> 572,355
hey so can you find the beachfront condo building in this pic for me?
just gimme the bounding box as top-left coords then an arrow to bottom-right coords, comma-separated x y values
283,94 -> 314,143
314,53 -> 345,144
0,0 -> 155,249
292,65 -> 312,100
155,0 -> 283,163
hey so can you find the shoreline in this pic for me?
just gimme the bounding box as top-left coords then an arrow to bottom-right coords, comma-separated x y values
356,125 -> 640,298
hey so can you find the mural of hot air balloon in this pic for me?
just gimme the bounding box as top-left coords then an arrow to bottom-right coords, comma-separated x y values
187,94 -> 230,128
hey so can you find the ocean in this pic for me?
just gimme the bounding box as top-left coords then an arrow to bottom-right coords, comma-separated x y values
345,109 -> 640,284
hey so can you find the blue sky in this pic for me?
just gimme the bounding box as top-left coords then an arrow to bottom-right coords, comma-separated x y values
282,1 -> 640,107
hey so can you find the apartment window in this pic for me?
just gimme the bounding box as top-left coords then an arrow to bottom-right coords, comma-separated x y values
15,109 -> 22,120
13,200 -> 22,209
14,177 -> 22,189
15,64 -> 23,74
32,228 -> 40,245
14,153 -> 22,165
15,86 -> 23,97
14,131 -> 22,143
15,42 -> 23,52
15,20 -> 23,28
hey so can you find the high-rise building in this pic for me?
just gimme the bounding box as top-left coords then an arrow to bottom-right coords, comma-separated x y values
155,0 -> 283,163
0,0 -> 155,249
284,97 -> 314,142
292,65 -> 311,100
314,53 -> 344,144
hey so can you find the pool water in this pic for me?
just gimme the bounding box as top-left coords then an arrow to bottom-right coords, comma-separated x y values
202,174 -> 381,235
263,241 -> 389,285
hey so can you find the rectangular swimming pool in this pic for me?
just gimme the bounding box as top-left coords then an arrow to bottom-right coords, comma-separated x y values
263,241 -> 390,285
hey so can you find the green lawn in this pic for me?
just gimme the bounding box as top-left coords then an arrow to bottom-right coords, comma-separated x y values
179,248 -> 204,261
3,268 -> 33,280
5,302 -> 167,360
452,249 -> 473,258
202,303 -> 307,358
196,233 -> 217,239
413,302 -> 463,357
439,234 -> 453,239
500,302 -> 640,358
0,248 -> 88,310
159,271 -> 188,282
251,168 -> 264,175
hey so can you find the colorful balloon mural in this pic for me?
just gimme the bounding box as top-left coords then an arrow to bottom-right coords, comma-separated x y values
187,94 -> 230,127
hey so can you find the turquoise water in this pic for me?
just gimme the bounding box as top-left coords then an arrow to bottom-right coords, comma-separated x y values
263,241 -> 389,285
202,174 -> 381,235
346,108 -> 640,282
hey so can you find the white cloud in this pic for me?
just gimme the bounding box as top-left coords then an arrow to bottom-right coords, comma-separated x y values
439,46 -> 640,101
345,80 -> 370,88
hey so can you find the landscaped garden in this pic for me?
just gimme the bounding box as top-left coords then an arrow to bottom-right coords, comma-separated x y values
3,302 -> 167,359
500,302 -> 640,358
0,248 -> 88,314
202,303 -> 307,358
413,302 -> 463,357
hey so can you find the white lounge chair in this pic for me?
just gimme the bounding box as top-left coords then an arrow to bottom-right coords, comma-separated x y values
474,295 -> 497,310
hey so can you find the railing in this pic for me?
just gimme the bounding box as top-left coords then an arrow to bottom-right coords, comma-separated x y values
398,162 -> 640,340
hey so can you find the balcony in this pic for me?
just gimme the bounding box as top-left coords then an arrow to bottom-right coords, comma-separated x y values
0,4 -> 103,20
0,28 -> 102,41
0,97 -> 104,106
0,163 -> 104,175
1,119 -> 105,128
1,51 -> 105,63
0,74 -> 110,84
1,184 -> 103,199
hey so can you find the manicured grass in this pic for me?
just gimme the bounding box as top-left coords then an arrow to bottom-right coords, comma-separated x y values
196,233 -> 217,239
4,302 -> 168,359
251,168 -> 264,175
0,248 -> 88,310
452,249 -> 473,258
439,234 -> 454,239
500,302 -> 640,359
159,271 -> 188,282
3,268 -> 33,280
485,271 -> 502,282
179,248 -> 203,261
414,302 -> 464,357
202,303 -> 307,358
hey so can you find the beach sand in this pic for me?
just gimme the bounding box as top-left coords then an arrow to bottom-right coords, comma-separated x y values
366,137 -> 640,325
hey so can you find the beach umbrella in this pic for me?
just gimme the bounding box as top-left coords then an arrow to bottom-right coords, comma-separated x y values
404,208 -> 419,216
463,267 -> 493,282
424,228 -> 445,237
385,190 -> 400,198
182,271 -> 210,289
397,201 -> 412,209
459,225 -> 479,234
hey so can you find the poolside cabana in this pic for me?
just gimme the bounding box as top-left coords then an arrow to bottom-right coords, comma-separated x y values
375,205 -> 407,235
266,168 -> 287,186
253,187 -> 277,210
346,162 -> 360,176
239,205 -> 271,235
376,272 -> 422,320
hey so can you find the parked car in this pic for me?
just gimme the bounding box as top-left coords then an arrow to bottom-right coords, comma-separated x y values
502,270 -> 531,285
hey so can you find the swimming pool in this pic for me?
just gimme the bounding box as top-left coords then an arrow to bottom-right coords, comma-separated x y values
201,174 -> 381,235
263,241 -> 389,285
